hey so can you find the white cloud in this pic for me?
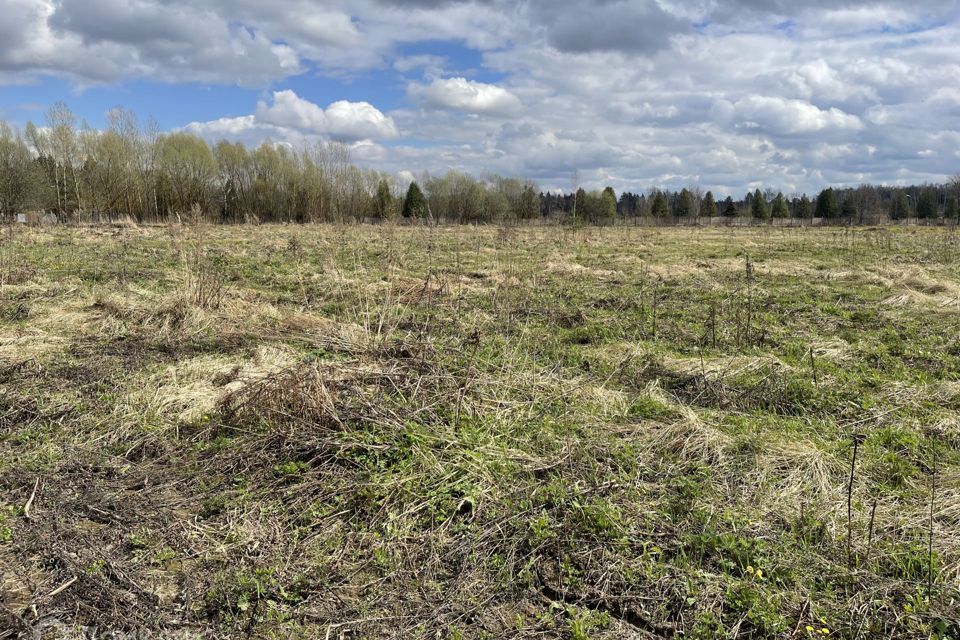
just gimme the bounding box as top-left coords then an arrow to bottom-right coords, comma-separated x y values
727,96 -> 863,135
816,6 -> 914,33
256,90 -> 329,132
408,77 -> 522,115
186,90 -> 397,143
325,100 -> 399,140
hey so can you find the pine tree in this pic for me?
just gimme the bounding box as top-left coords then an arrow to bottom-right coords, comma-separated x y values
401,181 -> 427,219
751,188 -> 768,220
771,192 -> 789,218
841,198 -> 857,219
573,187 -> 587,221
651,191 -> 669,217
675,188 -> 696,217
722,196 -> 738,217
945,195 -> 959,220
890,191 -> 910,220
373,179 -> 393,220
815,188 -> 839,218
700,191 -> 717,217
796,195 -> 812,219
600,186 -> 617,223
916,188 -> 937,219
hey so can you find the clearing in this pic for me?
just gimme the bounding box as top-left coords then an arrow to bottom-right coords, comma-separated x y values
1,224 -> 959,638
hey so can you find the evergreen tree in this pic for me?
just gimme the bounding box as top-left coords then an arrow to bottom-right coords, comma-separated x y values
916,188 -> 937,219
796,195 -> 812,219
840,198 -> 857,219
815,188 -> 839,218
676,188 -> 696,218
600,186 -> 617,223
573,187 -> 587,221
517,185 -> 540,220
700,191 -> 717,217
722,196 -> 738,217
771,192 -> 789,218
373,179 -> 394,220
751,188 -> 768,220
890,191 -> 910,220
945,195 -> 959,220
651,190 -> 669,217
401,181 -> 427,219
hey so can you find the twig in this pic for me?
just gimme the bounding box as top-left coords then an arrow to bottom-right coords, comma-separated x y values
23,477 -> 39,520
46,576 -> 77,599
323,616 -> 399,640
809,346 -> 818,387
928,443 -> 937,599
865,497 -> 878,565
846,436 -> 861,570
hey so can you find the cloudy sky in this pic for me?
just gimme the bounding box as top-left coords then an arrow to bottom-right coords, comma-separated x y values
1,0 -> 959,196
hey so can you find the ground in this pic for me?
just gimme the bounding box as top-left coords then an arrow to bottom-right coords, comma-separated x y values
1,223 -> 959,639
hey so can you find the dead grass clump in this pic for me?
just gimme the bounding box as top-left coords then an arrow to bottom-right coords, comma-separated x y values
92,294 -> 194,340
0,330 -> 69,364
219,363 -> 342,433
632,356 -> 812,415
543,260 -> 624,282
753,439 -> 845,506
0,262 -> 39,287
648,409 -> 732,469
184,260 -> 228,310
882,291 -> 922,307
0,389 -> 73,431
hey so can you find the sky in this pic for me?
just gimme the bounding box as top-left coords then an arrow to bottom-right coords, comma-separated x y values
1,0 -> 959,196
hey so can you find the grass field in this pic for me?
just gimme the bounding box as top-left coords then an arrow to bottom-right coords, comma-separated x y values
1,223 -> 959,639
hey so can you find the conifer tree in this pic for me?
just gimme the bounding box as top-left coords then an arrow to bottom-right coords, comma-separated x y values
815,188 -> 839,218
771,192 -> 789,218
841,198 -> 857,219
651,190 -> 669,217
916,188 -> 937,219
945,196 -> 959,220
401,181 -> 427,219
373,179 -> 393,220
517,185 -> 540,219
751,188 -> 768,219
573,187 -> 587,221
700,191 -> 717,217
676,188 -> 696,218
890,191 -> 910,220
722,196 -> 738,216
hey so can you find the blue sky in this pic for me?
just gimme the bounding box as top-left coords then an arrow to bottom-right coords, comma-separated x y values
1,0 -> 959,196
2,37 -> 500,129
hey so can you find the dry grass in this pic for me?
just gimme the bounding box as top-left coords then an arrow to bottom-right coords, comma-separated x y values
1,224 -> 958,638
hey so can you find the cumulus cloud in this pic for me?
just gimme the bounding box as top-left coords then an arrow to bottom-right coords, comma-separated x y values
325,101 -> 400,140
256,91 -> 329,132
186,90 -> 397,143
0,0 -> 302,85
408,77 -> 522,115
725,96 -> 864,135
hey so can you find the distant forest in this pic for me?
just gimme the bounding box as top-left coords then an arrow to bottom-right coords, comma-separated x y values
1,103 -> 958,225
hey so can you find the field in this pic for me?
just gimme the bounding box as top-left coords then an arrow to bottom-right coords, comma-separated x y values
1,223 -> 959,639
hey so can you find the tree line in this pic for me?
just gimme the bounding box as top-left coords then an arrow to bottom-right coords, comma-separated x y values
1,102 -> 958,225
545,184 -> 960,224
0,103 -> 539,224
